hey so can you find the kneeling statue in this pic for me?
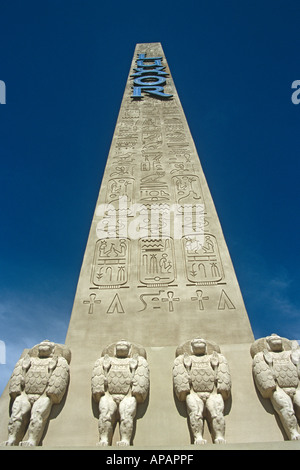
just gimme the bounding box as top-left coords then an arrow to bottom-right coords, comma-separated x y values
173,337 -> 231,444
1,340 -> 71,446
91,340 -> 150,446
251,333 -> 300,440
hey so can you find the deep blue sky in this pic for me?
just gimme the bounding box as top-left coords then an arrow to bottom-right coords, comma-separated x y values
0,0 -> 300,394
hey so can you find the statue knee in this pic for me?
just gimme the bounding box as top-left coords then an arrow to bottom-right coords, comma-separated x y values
119,397 -> 136,420
272,389 -> 293,411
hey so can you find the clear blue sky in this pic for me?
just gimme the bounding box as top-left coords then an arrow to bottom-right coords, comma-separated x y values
0,0 -> 300,394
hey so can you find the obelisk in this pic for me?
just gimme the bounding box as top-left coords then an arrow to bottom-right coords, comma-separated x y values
61,42 -> 258,446
0,43 -> 289,448
66,42 -> 254,350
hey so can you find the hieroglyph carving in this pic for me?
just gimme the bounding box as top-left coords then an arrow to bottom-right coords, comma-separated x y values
1,340 -> 71,447
106,177 -> 135,205
173,338 -> 231,444
91,238 -> 129,288
251,334 -> 300,440
173,175 -> 203,205
183,234 -> 223,285
139,172 -> 170,203
139,237 -> 176,286
91,340 -> 150,446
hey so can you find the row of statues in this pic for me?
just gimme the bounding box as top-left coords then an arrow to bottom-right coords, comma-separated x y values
1,334 -> 300,446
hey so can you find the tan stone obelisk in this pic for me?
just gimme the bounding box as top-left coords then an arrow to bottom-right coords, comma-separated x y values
0,43 -> 292,448
66,42 -> 254,351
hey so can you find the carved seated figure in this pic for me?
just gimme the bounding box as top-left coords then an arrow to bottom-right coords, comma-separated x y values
251,333 -> 300,440
91,340 -> 150,446
173,337 -> 231,444
1,340 -> 71,446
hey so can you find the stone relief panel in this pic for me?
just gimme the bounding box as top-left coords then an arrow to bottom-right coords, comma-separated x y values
109,158 -> 136,178
189,289 -> 236,312
91,340 -> 150,446
167,144 -> 192,164
139,237 -> 176,287
140,151 -> 163,172
173,338 -> 231,444
141,102 -> 161,117
138,289 -> 181,312
91,238 -> 130,288
161,290 -> 180,311
139,172 -> 171,204
172,174 -> 203,205
170,161 -> 195,175
106,177 -> 135,205
1,340 -> 71,447
182,233 -> 224,285
118,119 -> 139,136
115,137 -> 138,151
251,334 -> 300,441
162,100 -> 180,114
83,293 -> 101,314
142,130 -> 162,150
106,292 -> 125,314
164,116 -> 185,132
122,106 -> 140,120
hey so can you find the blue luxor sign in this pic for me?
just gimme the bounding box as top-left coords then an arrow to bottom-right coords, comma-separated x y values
131,54 -> 173,99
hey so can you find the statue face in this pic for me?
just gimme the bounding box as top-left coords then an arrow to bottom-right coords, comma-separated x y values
115,341 -> 131,358
267,334 -> 283,352
191,338 -> 207,356
38,341 -> 55,358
